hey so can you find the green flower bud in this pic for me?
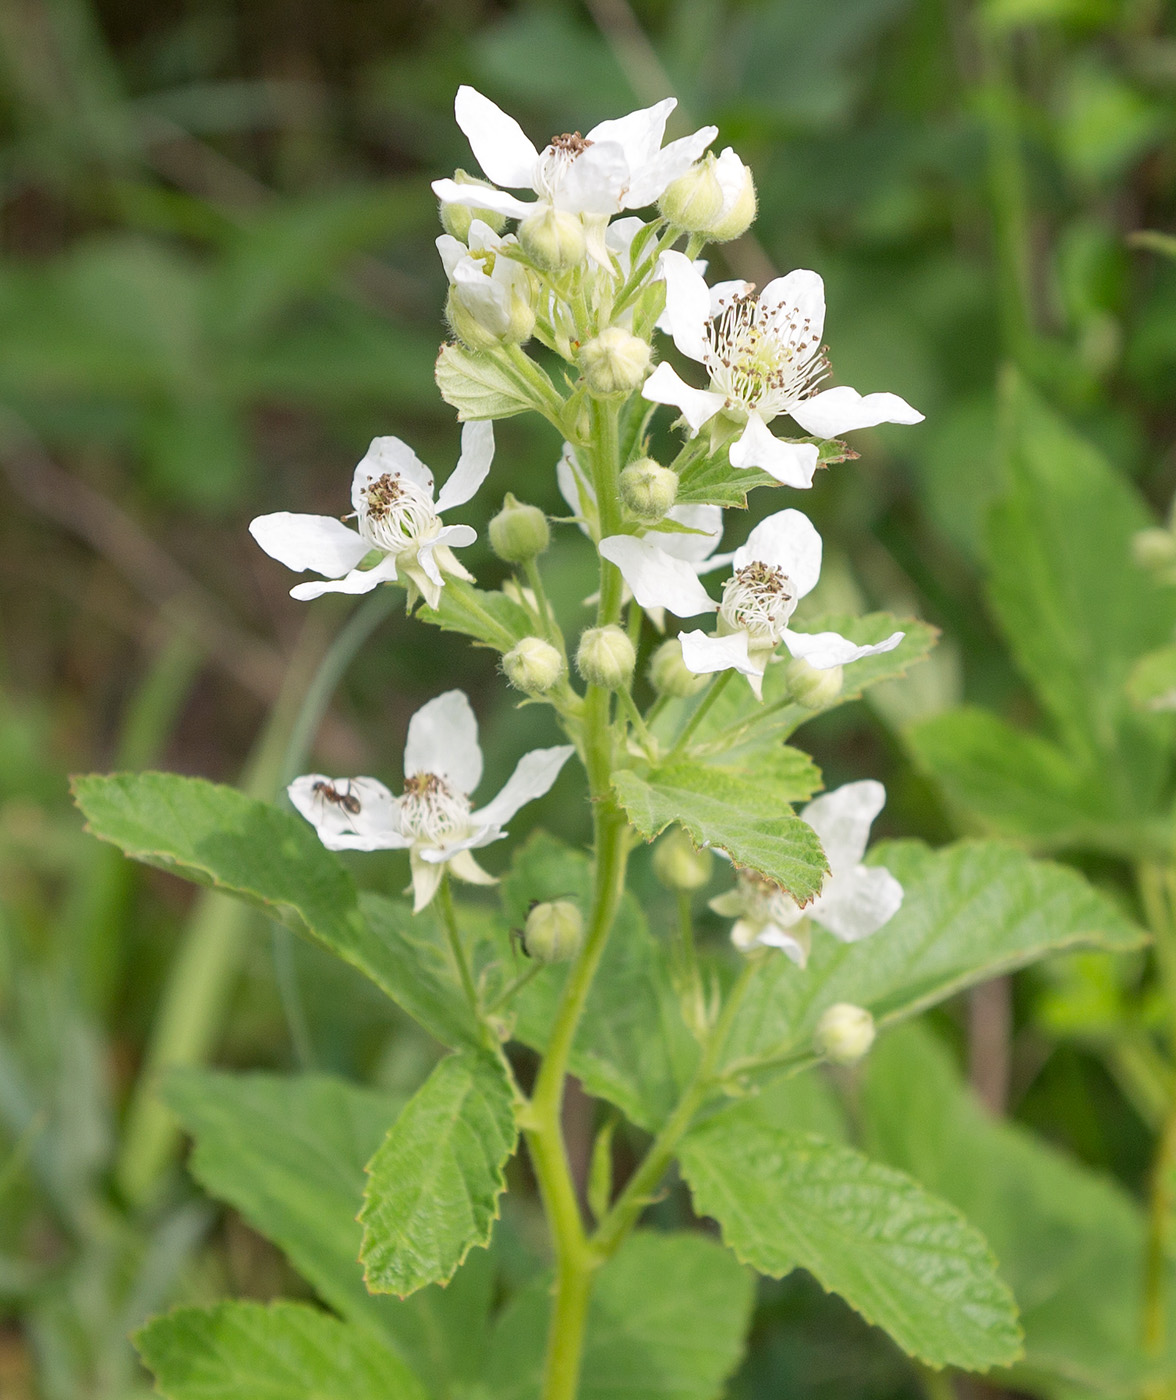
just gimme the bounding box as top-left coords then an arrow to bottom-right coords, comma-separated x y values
518,206 -> 586,272
620,458 -> 678,522
524,900 -> 584,963
815,1002 -> 876,1065
785,656 -> 844,710
709,161 -> 757,243
579,327 -> 652,397
445,285 -> 503,353
576,625 -> 635,690
502,637 -> 564,694
489,494 -> 550,564
439,170 -> 509,240
648,638 -> 707,698
652,828 -> 713,892
658,159 -> 726,232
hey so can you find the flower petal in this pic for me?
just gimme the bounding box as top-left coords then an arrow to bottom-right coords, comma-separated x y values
450,255 -> 512,334
587,98 -> 675,173
788,386 -> 924,438
454,85 -> 539,189
599,536 -> 717,617
709,278 -> 754,317
289,553 -> 399,602
801,779 -> 886,871
287,775 -> 410,851
812,864 -> 903,943
249,513 -> 368,577
728,413 -> 819,488
404,690 -> 482,794
653,503 -> 723,564
781,627 -> 904,670
558,141 -> 631,215
352,437 -> 434,510
641,362 -> 726,432
656,250 -> 711,362
416,523 -> 477,587
409,849 -> 446,912
435,421 -> 494,515
431,178 -> 534,221
436,233 -> 466,281
474,744 -> 575,829
760,268 -> 825,346
678,628 -> 760,677
624,123 -> 719,208
736,508 -> 823,597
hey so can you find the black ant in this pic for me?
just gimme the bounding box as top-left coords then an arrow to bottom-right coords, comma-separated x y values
311,780 -> 362,817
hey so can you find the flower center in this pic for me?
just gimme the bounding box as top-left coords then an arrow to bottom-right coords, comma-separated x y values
719,561 -> 796,643
738,869 -> 803,926
399,772 -> 472,844
703,290 -> 829,419
358,473 -> 439,554
535,132 -> 594,201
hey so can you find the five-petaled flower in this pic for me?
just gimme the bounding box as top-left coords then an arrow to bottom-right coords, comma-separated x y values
600,507 -> 903,699
250,422 -> 493,611
289,690 -> 574,912
710,780 -> 904,965
643,251 -> 924,486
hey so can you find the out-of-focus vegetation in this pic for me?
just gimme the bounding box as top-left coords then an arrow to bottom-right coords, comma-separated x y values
1,0 -> 1175,1396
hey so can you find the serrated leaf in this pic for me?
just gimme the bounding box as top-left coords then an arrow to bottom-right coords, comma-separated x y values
417,578 -> 534,652
436,342 -> 552,420
485,1232 -> 755,1400
678,1114 -> 1022,1370
612,761 -> 828,904
360,1049 -> 517,1296
720,839 -> 1146,1074
675,439 -> 853,509
135,1300 -> 426,1400
72,773 -> 479,1048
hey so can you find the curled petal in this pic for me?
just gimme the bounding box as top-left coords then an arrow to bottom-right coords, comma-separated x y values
599,536 -> 717,617
431,178 -> 534,221
249,512 -> 368,578
801,779 -> 886,871
454,85 -> 539,188
416,524 -> 477,587
781,626 -> 904,670
474,744 -> 576,829
289,553 -> 399,602
729,413 -> 819,488
405,690 -> 482,794
736,509 -> 823,598
656,250 -> 712,363
641,363 -> 726,433
789,386 -> 924,439
435,421 -> 494,515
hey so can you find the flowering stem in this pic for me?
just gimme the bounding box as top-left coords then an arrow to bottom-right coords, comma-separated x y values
588,400 -> 624,625
437,874 -> 479,1014
665,669 -> 733,761
523,557 -> 566,658
484,961 -> 543,1015
615,686 -> 655,756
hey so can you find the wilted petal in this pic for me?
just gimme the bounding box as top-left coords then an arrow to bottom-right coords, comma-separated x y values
736,508 -> 823,598
789,386 -> 924,438
454,85 -> 539,188
435,421 -> 494,514
289,553 -> 399,601
642,363 -> 726,432
656,250 -> 712,363
802,780 -> 886,872
729,413 -> 819,488
475,744 -> 576,828
781,627 -> 903,670
249,513 -> 368,578
813,864 -> 903,943
405,690 -> 483,794
599,536 -> 717,617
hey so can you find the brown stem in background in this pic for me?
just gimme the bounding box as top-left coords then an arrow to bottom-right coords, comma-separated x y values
968,977 -> 1012,1115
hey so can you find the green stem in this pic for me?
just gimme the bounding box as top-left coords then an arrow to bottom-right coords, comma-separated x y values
524,557 -> 566,660
485,961 -> 544,1016
615,686 -> 654,755
588,400 -> 624,625
666,670 -> 733,761
437,874 -> 479,1014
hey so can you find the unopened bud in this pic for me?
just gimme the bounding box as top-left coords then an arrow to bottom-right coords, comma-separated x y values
519,206 -> 586,272
649,638 -> 707,698
709,155 -> 757,243
489,494 -> 550,564
439,170 -> 508,241
579,327 -> 652,397
1133,527 -> 1176,573
786,657 -> 844,710
445,285 -> 502,353
576,625 -> 635,690
652,828 -> 713,892
658,159 -> 726,232
524,900 -> 583,963
815,1003 -> 876,1066
620,459 -> 678,521
503,637 -> 564,694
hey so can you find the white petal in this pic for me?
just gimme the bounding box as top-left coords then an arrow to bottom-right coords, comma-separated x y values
249,513 -> 368,577
656,250 -> 711,362
712,146 -> 746,204
556,443 -> 595,535
436,233 -> 466,282
747,921 -> 809,965
599,536 -> 716,617
641,363 -> 726,433
813,864 -> 903,943
448,848 -> 499,885
409,848 -> 446,912
802,780 -> 886,872
788,386 -> 924,438
654,504 -> 723,564
587,98 -> 675,171
431,178 -> 534,221
405,690 -> 482,795
709,279 -> 754,317
558,141 -> 630,215
605,215 -> 646,273
454,85 -> 539,188
729,413 -> 819,488
352,437 -> 434,510
736,508 -> 823,597
435,421 -> 494,515
289,553 -> 399,601
781,627 -> 904,670
420,824 -> 504,862
467,219 -> 506,252
474,744 -> 575,829
623,123 -> 718,208
678,628 -> 760,677
415,524 -> 477,587
451,256 -> 512,334
287,774 -> 410,851
760,268 -> 826,346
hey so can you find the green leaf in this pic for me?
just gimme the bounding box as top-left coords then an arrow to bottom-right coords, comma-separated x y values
862,1023 -> 1176,1392
417,578 -> 534,652
720,839 -> 1146,1074
165,1068 -> 496,1396
485,1232 -> 755,1400
613,762 -> 828,905
135,1300 -> 426,1400
72,773 -> 480,1048
436,342 -> 550,420
676,439 -> 855,509
678,1113 -> 1022,1370
360,1049 -> 517,1296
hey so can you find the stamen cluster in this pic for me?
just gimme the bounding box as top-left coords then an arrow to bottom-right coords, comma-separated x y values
719,561 -> 796,643
399,771 -> 472,843
359,474 -> 439,553
704,291 -> 830,417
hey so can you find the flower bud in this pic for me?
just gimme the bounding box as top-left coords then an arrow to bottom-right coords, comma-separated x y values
648,638 -> 707,698
489,494 -> 550,564
658,159 -> 726,232
579,327 -> 652,397
439,170 -> 508,241
709,159 -> 757,243
652,828 -> 713,892
786,657 -> 844,710
1133,527 -> 1176,574
523,900 -> 584,963
445,285 -> 503,353
503,637 -> 564,694
576,625 -> 635,690
518,206 -> 586,272
815,1003 -> 876,1066
620,459 -> 678,521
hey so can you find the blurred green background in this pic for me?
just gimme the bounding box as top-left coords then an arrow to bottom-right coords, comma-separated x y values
1,0 -> 1174,1395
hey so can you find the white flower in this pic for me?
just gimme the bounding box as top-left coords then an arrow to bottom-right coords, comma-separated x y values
250,423 -> 493,611
642,251 -> 924,486
437,219 -> 533,341
599,508 -> 903,699
289,691 -> 574,912
709,780 -> 903,965
431,87 -> 718,226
